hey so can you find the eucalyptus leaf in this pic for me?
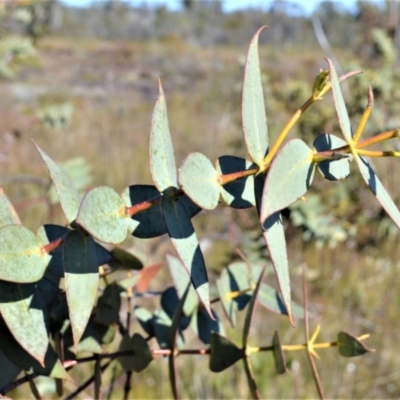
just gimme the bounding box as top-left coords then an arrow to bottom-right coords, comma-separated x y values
0,224 -> 50,283
161,194 -> 212,318
313,134 -> 352,181
209,332 -> 243,372
272,331 -> 288,374
150,80 -> 178,192
191,307 -> 224,345
0,281 -> 49,365
63,230 -> 99,350
167,254 -> 198,316
118,333 -> 153,373
260,139 -> 315,222
327,58 -> 353,141
178,152 -> 221,210
77,186 -> 132,244
337,331 -> 374,357
243,267 -> 265,348
216,155 -> 256,208
355,154 -> 400,229
242,26 -> 269,168
33,141 -> 80,223
0,187 -> 21,226
262,213 -> 293,325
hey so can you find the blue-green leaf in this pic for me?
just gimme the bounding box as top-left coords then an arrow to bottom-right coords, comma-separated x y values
337,331 -> 374,357
0,225 -> 50,283
33,141 -> 80,223
0,281 -> 49,365
63,230 -> 99,350
150,80 -> 178,192
242,26 -> 268,168
77,186 -> 132,244
355,154 -> 400,229
314,134 -> 352,181
260,139 -> 315,222
0,187 -> 21,226
179,152 -> 220,210
209,332 -> 244,372
327,58 -> 353,141
216,155 -> 256,209
262,213 -> 293,325
161,195 -> 212,318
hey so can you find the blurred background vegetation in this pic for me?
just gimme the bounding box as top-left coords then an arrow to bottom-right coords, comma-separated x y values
3,0 -> 400,398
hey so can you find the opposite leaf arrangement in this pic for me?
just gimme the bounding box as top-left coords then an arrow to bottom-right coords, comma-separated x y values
2,26 -> 399,399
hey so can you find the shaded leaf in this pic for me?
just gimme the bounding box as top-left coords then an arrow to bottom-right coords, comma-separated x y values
242,26 -> 269,168
337,331 -> 374,357
161,194 -> 211,317
313,134 -> 352,181
179,152 -> 220,210
327,58 -> 353,141
150,81 -> 178,192
111,247 -> 144,270
192,307 -> 224,345
63,230 -> 99,350
167,254 -> 198,316
134,306 -> 154,337
216,155 -> 256,209
0,281 -> 49,365
262,213 -> 293,325
272,331 -> 288,374
0,224 -> 50,283
260,139 -> 315,222
161,286 -> 191,331
217,261 -> 253,327
0,349 -> 21,389
355,154 -> 400,230
94,283 -> 123,325
118,333 -> 153,373
243,356 -> 260,400
77,186 -> 132,244
243,267 -> 265,348
0,187 -> 21,226
0,319 -> 68,379
258,283 -> 304,319
209,332 -> 244,372
33,141 -> 80,223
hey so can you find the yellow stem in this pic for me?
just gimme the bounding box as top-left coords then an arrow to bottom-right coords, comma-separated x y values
225,286 -> 253,300
263,96 -> 314,168
353,86 -> 374,144
356,149 -> 400,158
356,129 -> 400,149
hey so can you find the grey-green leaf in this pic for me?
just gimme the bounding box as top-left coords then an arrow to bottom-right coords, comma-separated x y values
209,332 -> 244,372
150,80 -> 178,191
327,58 -> 353,141
262,213 -> 293,325
272,331 -> 288,374
337,331 -> 374,357
355,154 -> 400,229
260,139 -> 315,222
167,254 -> 198,316
0,224 -> 50,283
259,283 -> 304,319
0,187 -> 21,226
314,134 -> 352,181
77,186 -> 131,244
118,333 -> 153,373
33,141 -> 80,223
243,267 -> 265,348
0,281 -> 49,365
63,230 -> 99,350
161,194 -> 212,317
216,155 -> 256,208
242,26 -> 269,168
178,152 -> 220,210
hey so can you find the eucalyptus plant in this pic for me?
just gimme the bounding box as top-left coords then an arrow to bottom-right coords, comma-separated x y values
2,26 -> 399,399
